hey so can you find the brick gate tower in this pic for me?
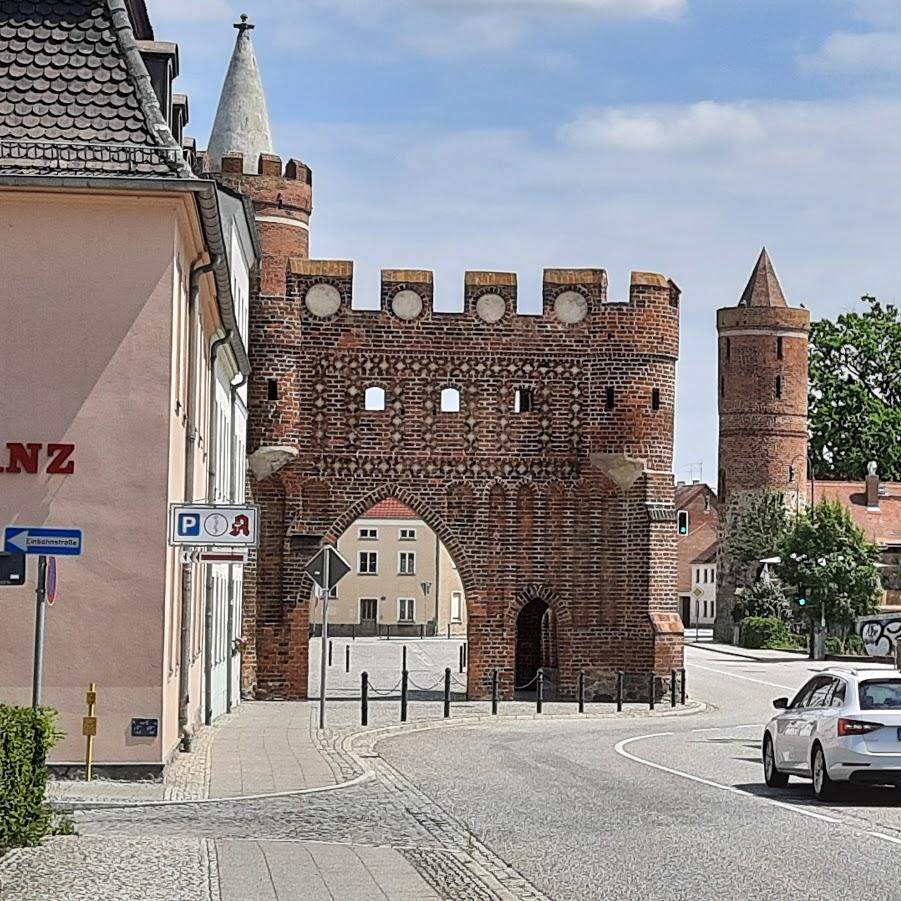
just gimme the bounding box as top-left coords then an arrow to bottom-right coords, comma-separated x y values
714,249 -> 810,641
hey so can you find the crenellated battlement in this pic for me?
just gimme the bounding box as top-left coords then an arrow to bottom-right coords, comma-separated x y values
284,259 -> 679,339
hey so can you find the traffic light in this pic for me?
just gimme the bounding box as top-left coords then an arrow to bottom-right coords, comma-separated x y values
797,585 -> 809,607
677,511 -> 689,535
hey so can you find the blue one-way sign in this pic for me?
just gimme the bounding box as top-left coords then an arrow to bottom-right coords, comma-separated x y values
4,527 -> 83,557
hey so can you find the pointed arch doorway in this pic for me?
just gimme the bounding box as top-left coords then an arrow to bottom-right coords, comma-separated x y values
515,597 -> 558,697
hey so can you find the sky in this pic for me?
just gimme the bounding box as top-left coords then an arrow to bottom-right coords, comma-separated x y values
150,0 -> 901,484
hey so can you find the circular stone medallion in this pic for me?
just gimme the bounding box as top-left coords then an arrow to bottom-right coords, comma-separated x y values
555,290 -> 589,324
476,293 -> 506,323
392,289 -> 424,321
305,283 -> 341,318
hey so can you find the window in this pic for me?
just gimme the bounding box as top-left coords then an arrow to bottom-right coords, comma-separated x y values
451,591 -> 463,623
710,600 -> 716,619
398,598 -> 415,622
777,336 -> 784,360
364,386 -> 385,411
703,569 -> 708,584
605,387 -> 615,411
807,680 -> 835,708
359,527 -> 378,540
703,600 -> 708,618
359,598 -> 378,622
859,680 -> 901,710
652,388 -> 661,411
828,679 -> 846,708
514,387 -> 534,413
790,676 -> 831,709
726,337 -> 731,361
358,551 -> 378,574
440,387 -> 461,413
788,465 -> 796,484
398,551 -> 416,575
775,376 -> 783,399
399,528 -> 417,541
267,378 -> 278,401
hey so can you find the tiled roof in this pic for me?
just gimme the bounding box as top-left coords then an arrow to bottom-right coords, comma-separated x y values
811,481 -> 901,546
0,0 -> 187,178
738,247 -> 788,308
360,500 -> 420,521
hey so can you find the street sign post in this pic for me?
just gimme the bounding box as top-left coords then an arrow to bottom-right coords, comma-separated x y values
305,546 -> 351,730
32,554 -> 48,708
4,527 -> 82,557
169,504 -> 260,547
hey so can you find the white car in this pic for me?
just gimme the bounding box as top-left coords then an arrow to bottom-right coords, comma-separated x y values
763,666 -> 901,800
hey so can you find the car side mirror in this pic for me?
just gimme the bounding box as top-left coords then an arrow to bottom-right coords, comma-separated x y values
773,697 -> 789,710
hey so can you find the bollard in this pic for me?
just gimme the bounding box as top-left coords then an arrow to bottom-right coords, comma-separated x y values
616,671 -> 623,713
402,644 -> 407,672
361,671 -> 369,727
459,644 -> 464,674
578,672 -> 585,714
345,644 -> 350,674
328,639 -> 333,667
649,673 -> 655,711
537,668 -> 544,714
491,669 -> 499,715
401,670 -> 409,722
447,623 -> 451,639
420,624 -> 425,640
444,667 -> 452,718
670,670 -> 677,709
680,668 -> 687,706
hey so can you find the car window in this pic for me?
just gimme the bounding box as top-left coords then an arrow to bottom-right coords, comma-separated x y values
807,679 -> 835,708
828,679 -> 847,707
790,677 -> 825,709
859,679 -> 901,710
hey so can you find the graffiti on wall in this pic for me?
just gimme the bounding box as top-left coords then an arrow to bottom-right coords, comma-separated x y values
858,614 -> 901,658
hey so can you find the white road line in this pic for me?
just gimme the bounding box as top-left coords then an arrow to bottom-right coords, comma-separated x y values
867,831 -> 901,846
691,725 -> 760,733
614,733 -> 842,824
686,660 -> 798,691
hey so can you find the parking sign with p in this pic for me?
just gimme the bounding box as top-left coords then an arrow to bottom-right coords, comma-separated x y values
177,513 -> 202,538
169,504 -> 260,548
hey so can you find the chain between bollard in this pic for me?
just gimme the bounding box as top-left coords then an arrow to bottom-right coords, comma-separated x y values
361,671 -> 369,727
491,668 -> 499,715
444,667 -> 451,718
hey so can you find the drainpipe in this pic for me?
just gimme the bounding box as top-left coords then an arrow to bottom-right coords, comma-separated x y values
226,371 -> 248,713
204,330 -> 233,727
180,256 -> 219,752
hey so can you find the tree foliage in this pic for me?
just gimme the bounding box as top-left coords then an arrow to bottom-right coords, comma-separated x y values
809,297 -> 901,481
721,491 -> 792,587
778,499 -> 882,630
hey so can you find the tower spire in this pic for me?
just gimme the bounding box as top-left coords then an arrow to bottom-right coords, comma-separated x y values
207,14 -> 273,174
738,247 -> 788,308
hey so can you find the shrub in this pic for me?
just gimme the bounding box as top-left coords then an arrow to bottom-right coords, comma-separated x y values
740,616 -> 794,650
0,706 -> 62,855
845,634 -> 867,656
825,636 -> 844,655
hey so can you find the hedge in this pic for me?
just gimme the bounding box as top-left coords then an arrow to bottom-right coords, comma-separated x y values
739,616 -> 804,650
0,706 -> 61,855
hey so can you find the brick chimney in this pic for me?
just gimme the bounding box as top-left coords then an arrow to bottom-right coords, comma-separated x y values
866,461 -> 880,510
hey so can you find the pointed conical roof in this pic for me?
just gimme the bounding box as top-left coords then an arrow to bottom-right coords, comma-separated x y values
738,248 -> 788,308
207,15 -> 274,174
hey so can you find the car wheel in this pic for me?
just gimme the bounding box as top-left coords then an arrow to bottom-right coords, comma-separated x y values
763,734 -> 789,788
812,744 -> 838,801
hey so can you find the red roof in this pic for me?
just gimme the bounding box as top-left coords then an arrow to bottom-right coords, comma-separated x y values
360,499 -> 420,521
809,481 -> 901,546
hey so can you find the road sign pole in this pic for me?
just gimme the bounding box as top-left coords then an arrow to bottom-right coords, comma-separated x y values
32,554 -> 48,708
318,550 -> 331,731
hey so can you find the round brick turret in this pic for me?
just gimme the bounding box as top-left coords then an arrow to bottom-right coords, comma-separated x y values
714,249 -> 810,640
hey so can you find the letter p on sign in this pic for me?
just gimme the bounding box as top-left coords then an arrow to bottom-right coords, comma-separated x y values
178,513 -> 201,538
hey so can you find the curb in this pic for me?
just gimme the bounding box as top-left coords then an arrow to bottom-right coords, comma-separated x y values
687,642 -> 807,663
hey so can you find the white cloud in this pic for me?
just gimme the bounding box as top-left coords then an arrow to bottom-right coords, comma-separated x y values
149,0 -> 234,22
805,30 -> 901,73
419,0 -> 685,17
560,101 -> 764,150
850,0 -> 901,28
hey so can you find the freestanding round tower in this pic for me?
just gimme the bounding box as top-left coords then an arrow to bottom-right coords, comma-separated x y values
714,249 -> 810,641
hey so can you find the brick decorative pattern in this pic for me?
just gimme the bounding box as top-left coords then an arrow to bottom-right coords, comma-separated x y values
714,305 -> 810,640
212,153 -> 684,702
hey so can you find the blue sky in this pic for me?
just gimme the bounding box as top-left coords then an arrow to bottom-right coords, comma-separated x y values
152,0 -> 901,484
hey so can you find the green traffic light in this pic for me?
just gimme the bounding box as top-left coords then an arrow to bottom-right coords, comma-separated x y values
798,597 -> 808,606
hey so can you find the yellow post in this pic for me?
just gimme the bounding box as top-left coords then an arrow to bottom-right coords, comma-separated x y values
83,683 -> 97,782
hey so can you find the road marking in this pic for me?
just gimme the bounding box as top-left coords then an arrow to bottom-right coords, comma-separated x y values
867,831 -> 901,846
686,660 -> 798,691
614,733 -> 842,824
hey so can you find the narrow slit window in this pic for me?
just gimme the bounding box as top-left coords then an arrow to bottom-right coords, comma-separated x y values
719,377 -> 724,398
776,376 -> 783,399
726,337 -> 731,361
652,388 -> 661,411
441,387 -> 461,413
514,387 -> 534,413
777,336 -> 784,360
267,378 -> 279,401
605,387 -> 615,411
364,386 -> 386,411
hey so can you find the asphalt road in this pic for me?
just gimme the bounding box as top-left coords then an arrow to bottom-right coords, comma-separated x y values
379,645 -> 901,901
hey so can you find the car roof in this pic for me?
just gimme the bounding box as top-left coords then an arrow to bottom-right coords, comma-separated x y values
823,665 -> 901,680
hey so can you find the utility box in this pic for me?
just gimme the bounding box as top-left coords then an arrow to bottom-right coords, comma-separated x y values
0,553 -> 26,586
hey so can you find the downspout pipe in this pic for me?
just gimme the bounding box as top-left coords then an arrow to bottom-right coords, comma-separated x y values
204,330 -> 233,727
226,371 -> 248,713
179,256 -> 219,753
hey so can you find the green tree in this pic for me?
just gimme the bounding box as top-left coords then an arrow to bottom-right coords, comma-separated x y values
720,491 -> 792,586
737,578 -> 792,622
778,499 -> 882,632
809,297 -> 901,481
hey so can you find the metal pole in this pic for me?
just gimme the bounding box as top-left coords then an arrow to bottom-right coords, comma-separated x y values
204,572 -> 213,725
680,668 -> 687,705
401,669 -> 409,722
491,669 -> 499,715
318,552 -> 331,731
345,644 -> 350,673
84,682 -> 96,783
32,555 -> 47,708
402,644 -> 407,672
459,644 -> 464,673
537,668 -> 544,714
328,639 -> 333,667
444,667 -> 451,718
578,672 -> 585,714
616,671 -> 623,713
447,623 -> 450,639
649,673 -> 655,711
670,670 -> 677,708
361,671 -> 369,726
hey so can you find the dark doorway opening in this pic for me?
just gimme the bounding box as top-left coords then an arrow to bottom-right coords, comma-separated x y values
515,598 -> 558,697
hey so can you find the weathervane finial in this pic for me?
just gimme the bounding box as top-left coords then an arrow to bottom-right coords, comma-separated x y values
235,13 -> 254,33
